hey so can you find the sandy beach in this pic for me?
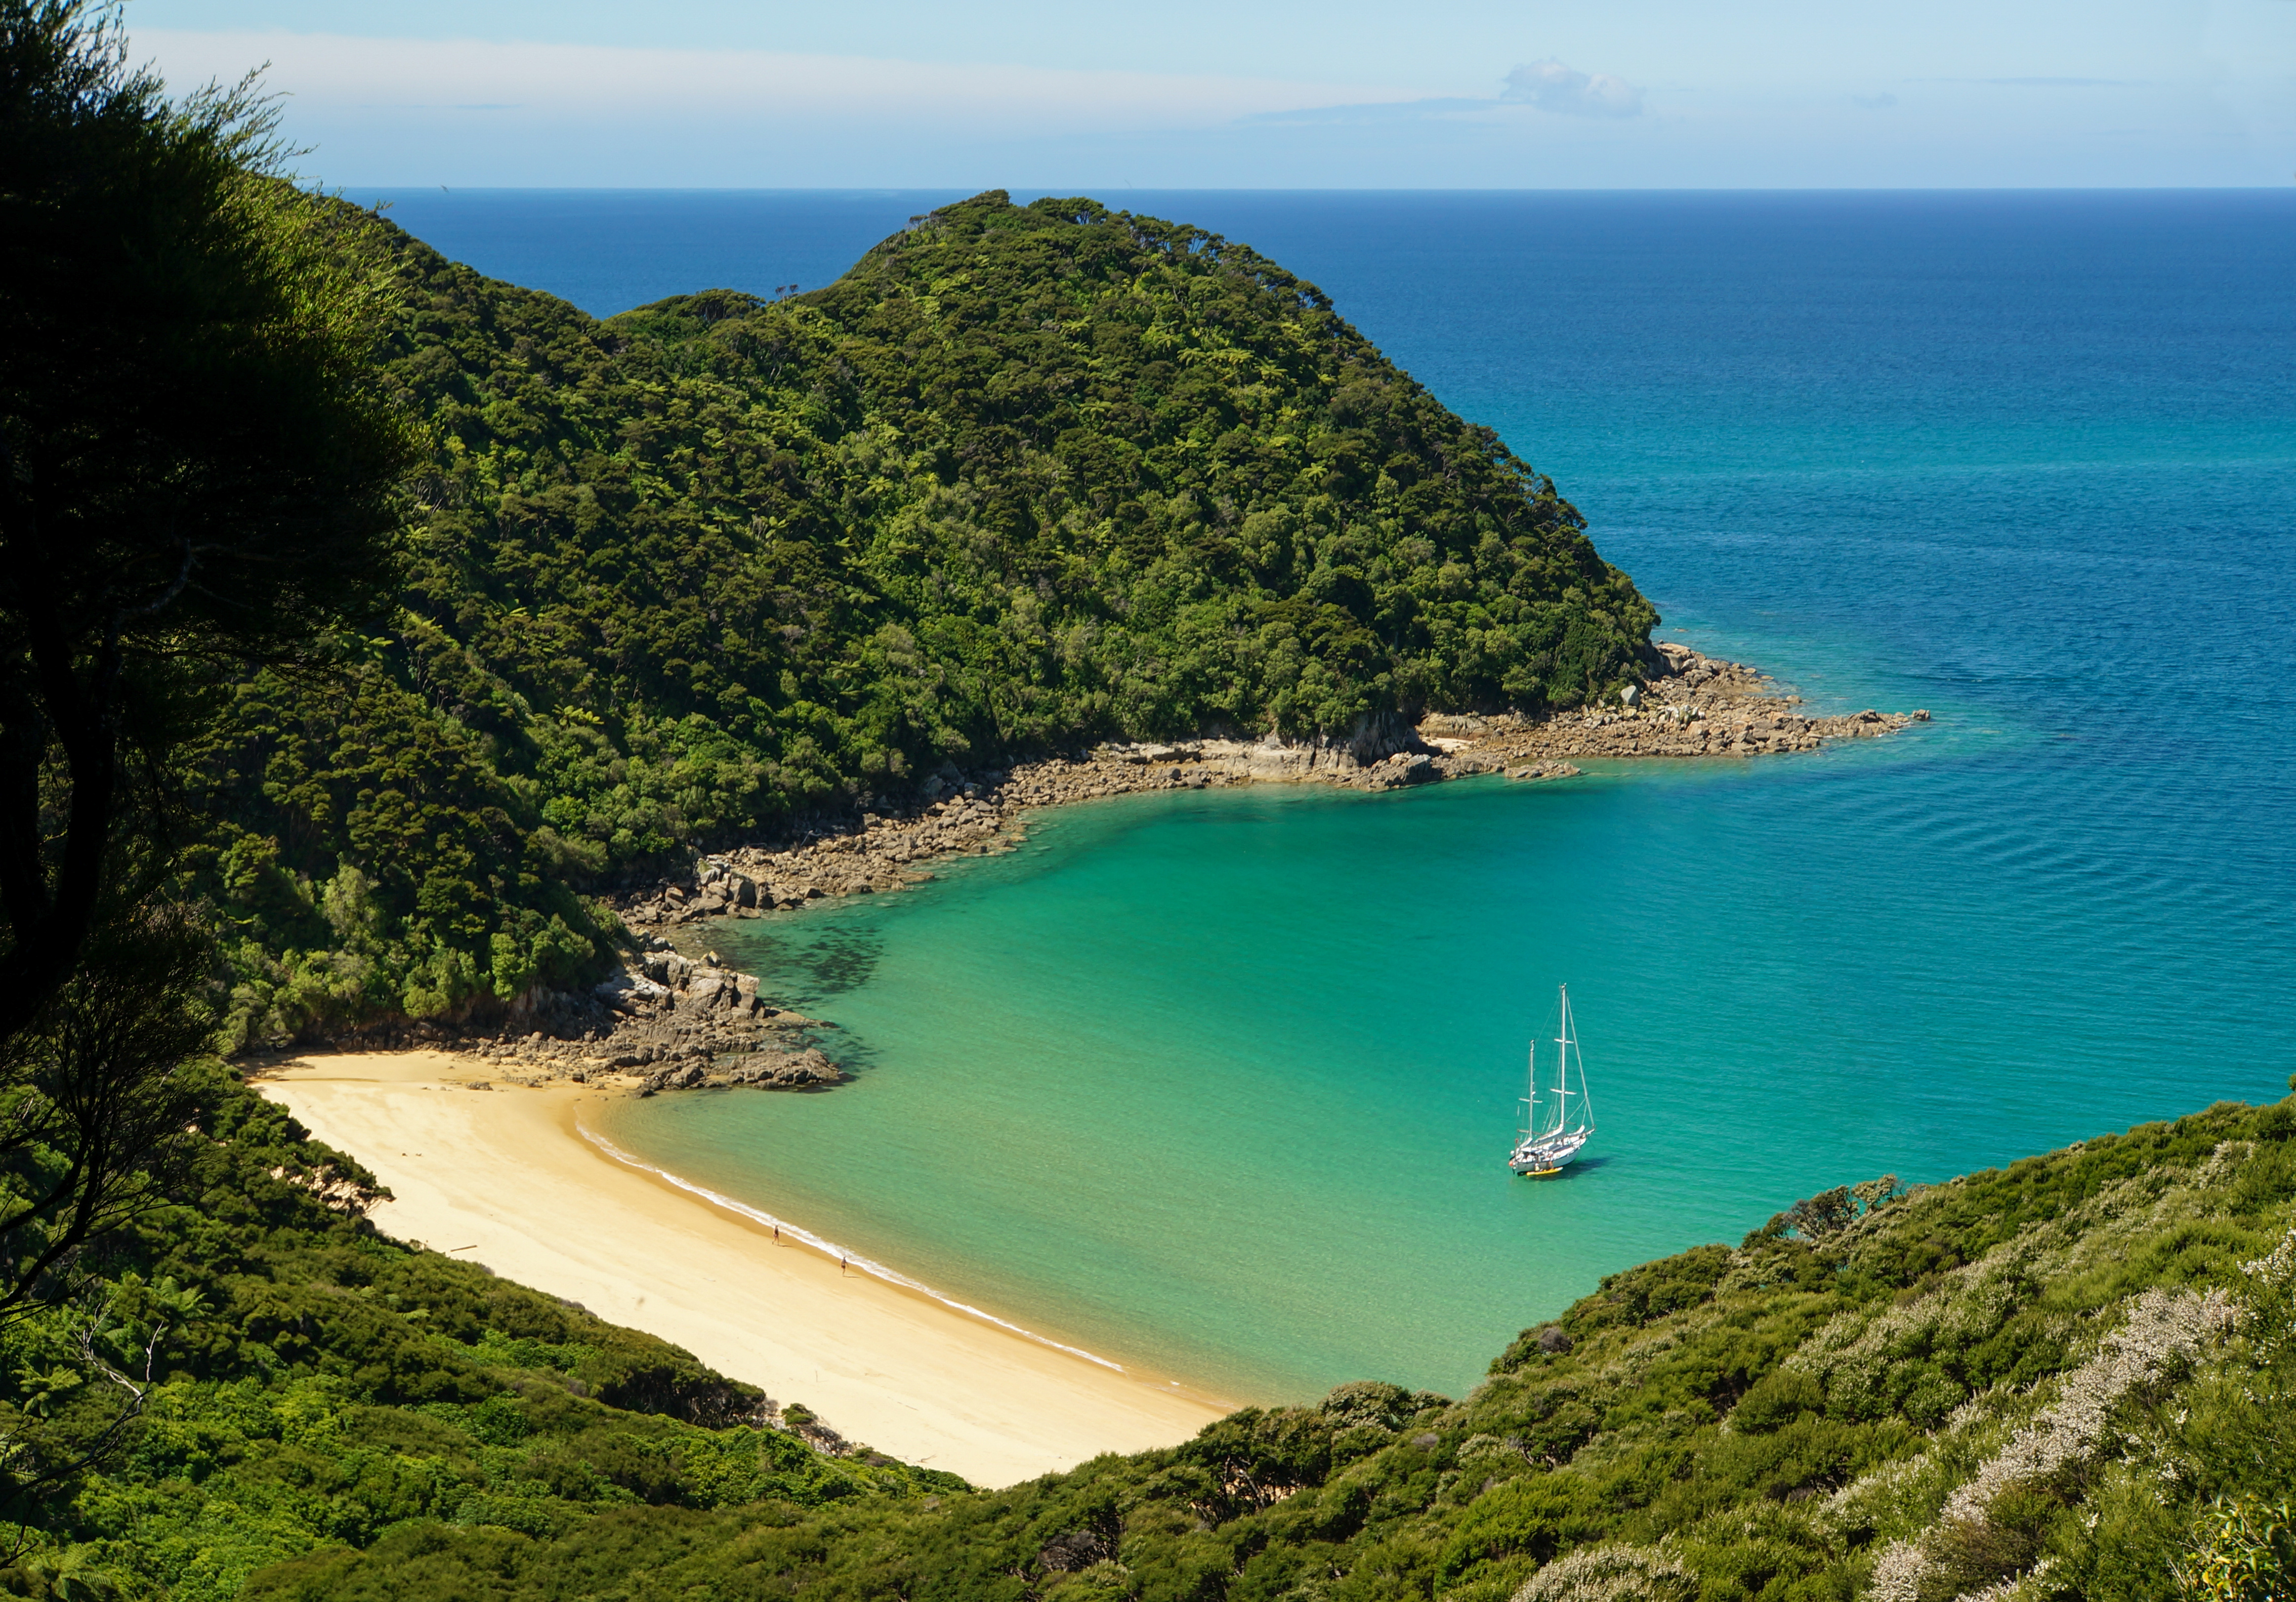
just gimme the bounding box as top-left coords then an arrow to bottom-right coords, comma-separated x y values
255,1051 -> 1229,1487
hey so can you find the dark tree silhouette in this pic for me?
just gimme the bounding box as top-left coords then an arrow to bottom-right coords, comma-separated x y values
0,0 -> 419,1315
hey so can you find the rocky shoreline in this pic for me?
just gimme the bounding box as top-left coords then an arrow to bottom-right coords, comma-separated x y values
330,646 -> 1925,1095
1422,642 -> 1927,768
609,644 -> 1925,934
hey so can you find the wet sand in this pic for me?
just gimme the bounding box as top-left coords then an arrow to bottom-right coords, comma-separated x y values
255,1051 -> 1229,1487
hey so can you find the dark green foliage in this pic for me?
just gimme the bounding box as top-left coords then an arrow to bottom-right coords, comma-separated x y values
1,0 -> 420,1033
1436,1474 -> 1607,1582
0,7 -> 424,1507
1787,1187 -> 1857,1239
0,908 -> 214,1335
1725,1367 -> 1827,1436
188,189 -> 1658,1048
14,1088 -> 2289,1601
0,1066 -> 954,1598
1507,1242 -> 1735,1354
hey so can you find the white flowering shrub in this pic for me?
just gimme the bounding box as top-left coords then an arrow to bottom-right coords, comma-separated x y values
1941,1287 -> 2235,1526
1510,1544 -> 1697,1602
1848,1286 -> 2241,1600
2238,1226 -> 2296,1366
1865,1539 -> 1930,1602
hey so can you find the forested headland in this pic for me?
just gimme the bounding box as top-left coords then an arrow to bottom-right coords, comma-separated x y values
190,188 -> 1657,1051
10,9 -> 2289,1600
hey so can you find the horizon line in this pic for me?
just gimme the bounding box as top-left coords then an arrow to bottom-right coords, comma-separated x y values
336,183 -> 2296,195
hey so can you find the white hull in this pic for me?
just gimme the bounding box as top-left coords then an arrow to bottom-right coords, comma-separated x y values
1508,1130 -> 1588,1176
1511,984 -> 1594,1176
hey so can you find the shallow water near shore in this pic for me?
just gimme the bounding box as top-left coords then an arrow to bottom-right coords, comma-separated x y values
432,189 -> 2296,1403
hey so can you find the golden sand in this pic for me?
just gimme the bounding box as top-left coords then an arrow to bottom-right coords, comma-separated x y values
256,1052 -> 1228,1487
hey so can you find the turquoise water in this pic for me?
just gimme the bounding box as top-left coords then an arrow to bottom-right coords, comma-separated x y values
462,191 -> 2296,1405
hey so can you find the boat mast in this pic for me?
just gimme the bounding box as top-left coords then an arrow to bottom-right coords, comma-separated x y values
1554,985 -> 1574,1137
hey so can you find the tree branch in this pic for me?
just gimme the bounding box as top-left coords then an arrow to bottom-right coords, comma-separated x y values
0,1303 -> 165,1552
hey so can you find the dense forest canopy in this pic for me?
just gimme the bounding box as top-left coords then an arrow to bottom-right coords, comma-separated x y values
0,0 -> 423,1422
6,36 -> 2290,1597
190,190 -> 1659,1048
11,25 -> 2289,1602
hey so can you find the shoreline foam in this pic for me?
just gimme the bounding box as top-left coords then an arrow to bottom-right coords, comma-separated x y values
254,1050 -> 1230,1487
576,1124 -> 1125,1373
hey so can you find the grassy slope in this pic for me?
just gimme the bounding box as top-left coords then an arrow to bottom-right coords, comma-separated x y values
10,1079 -> 2291,1601
187,191 -> 1657,1052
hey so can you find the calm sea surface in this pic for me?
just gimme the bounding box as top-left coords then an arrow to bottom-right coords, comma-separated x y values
356,190 -> 2296,1403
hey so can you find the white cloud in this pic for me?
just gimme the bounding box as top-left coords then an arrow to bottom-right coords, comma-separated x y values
1500,59 -> 1643,118
117,22 -> 2289,187
136,30 -> 1419,137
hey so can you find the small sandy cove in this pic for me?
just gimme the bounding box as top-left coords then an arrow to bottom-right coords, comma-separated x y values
255,1052 -> 1228,1487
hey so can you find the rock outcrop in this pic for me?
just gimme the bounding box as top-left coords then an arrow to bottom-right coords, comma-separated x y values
608,647 -> 1927,947
546,643 -> 1929,1103
1420,648 -> 1928,767
435,949 -> 844,1096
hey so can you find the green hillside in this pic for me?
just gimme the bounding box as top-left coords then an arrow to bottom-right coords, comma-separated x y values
22,30 -> 2286,1602
190,191 -> 1658,1051
0,1067 -> 959,1602
10,1075 -> 2291,1600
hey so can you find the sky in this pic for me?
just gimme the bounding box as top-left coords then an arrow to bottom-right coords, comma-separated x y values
130,0 -> 2296,188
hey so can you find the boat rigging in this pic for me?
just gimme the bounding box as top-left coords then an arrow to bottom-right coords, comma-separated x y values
1509,984 -> 1595,1176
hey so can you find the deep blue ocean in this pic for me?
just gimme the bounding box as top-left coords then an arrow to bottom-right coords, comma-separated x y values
354,189 -> 2296,1401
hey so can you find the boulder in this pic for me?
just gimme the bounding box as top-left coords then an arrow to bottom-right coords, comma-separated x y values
593,973 -> 668,1012
728,1047 -> 846,1088
642,951 -> 694,987
1333,706 -> 1420,766
648,1062 -> 709,1092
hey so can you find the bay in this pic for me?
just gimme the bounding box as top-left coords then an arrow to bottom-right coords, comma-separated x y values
370,189 -> 2296,1402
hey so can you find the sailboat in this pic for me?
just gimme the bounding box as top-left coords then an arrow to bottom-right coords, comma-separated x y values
1509,984 -> 1595,1176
